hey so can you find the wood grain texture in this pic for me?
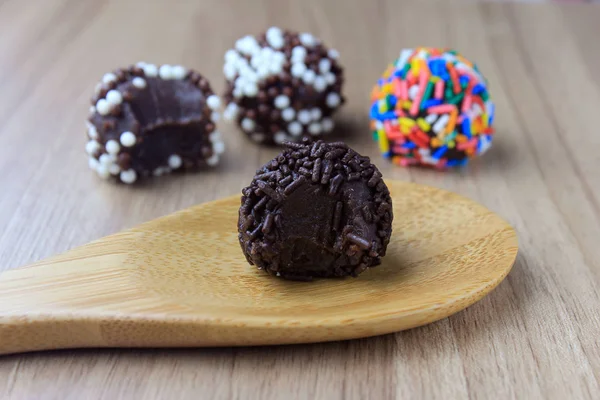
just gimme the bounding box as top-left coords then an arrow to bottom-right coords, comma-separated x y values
0,181 -> 518,355
0,0 -> 598,399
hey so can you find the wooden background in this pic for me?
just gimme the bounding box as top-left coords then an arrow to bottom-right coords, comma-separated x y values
1,0 -> 599,398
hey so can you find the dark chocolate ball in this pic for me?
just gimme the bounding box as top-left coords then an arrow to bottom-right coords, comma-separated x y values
86,63 -> 224,184
238,140 -> 393,280
222,27 -> 345,146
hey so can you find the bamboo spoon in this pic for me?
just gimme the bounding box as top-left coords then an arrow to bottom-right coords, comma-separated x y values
0,180 -> 518,356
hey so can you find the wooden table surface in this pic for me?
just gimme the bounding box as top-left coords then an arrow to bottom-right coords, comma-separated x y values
1,0 -> 599,398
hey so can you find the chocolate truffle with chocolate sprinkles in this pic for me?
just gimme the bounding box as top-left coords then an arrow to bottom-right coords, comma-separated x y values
86,63 -> 225,184
222,27 -> 345,145
238,140 -> 393,280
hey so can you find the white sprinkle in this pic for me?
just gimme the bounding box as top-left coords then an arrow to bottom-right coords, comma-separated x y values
325,72 -> 336,85
308,122 -> 322,135
274,95 -> 290,109
108,164 -> 121,175
102,73 -> 117,84
213,140 -> 225,155
425,113 -> 438,124
88,157 -> 99,170
132,77 -> 147,89
172,65 -> 187,80
408,85 -> 419,100
159,64 -> 173,80
299,33 -> 316,47
288,121 -> 303,136
120,131 -> 136,147
241,118 -> 255,132
479,136 -> 492,155
224,63 -> 237,80
89,106 -> 96,115
120,169 -> 137,184
225,49 -> 239,63
96,99 -> 110,115
244,83 -> 258,97
153,167 -> 168,177
282,108 -> 295,121
223,103 -> 239,120
322,118 -> 334,132
251,133 -> 266,142
211,111 -> 220,122
143,64 -> 158,77
96,165 -> 110,179
302,69 -> 316,84
432,114 -> 450,134
326,92 -> 341,108
291,63 -> 307,78
87,123 -> 98,139
314,76 -> 327,92
105,90 -> 122,106
297,110 -> 312,125
207,95 -> 221,110
86,140 -> 100,155
168,154 -> 182,169
206,154 -> 220,166
274,132 -> 288,144
396,48 -> 413,70
311,108 -> 322,121
471,103 -> 483,116
105,140 -> 120,155
319,59 -> 332,73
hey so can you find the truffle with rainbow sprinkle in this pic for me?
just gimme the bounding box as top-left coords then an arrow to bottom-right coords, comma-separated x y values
370,48 -> 495,169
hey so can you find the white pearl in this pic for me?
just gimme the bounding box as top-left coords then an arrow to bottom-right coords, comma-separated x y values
274,95 -> 290,109
322,118 -> 334,132
206,154 -> 220,166
288,122 -> 302,136
325,72 -> 336,85
274,132 -> 288,144
241,118 -> 255,132
102,73 -> 117,84
105,90 -> 122,105
266,26 -> 283,38
251,133 -> 266,142
297,110 -> 312,125
172,65 -> 187,79
132,77 -> 147,89
299,33 -> 315,47
120,131 -> 136,147
308,122 -> 322,135
209,131 -> 221,143
207,95 -> 221,110
213,140 -> 225,155
225,49 -> 239,63
233,88 -> 243,98
223,103 -> 239,120
282,108 -> 295,121
302,70 -> 316,84
224,63 -> 237,80
86,140 -> 100,155
88,157 -> 99,170
153,167 -> 166,177
96,165 -> 110,179
319,59 -> 332,73
273,51 -> 286,64
136,61 -> 147,68
120,169 -> 137,184
87,123 -> 98,139
314,76 -> 327,92
244,83 -> 258,97
326,92 -> 341,108
143,64 -> 158,77
96,99 -> 110,115
257,66 -> 270,79
267,34 -> 284,49
168,154 -> 182,169
89,106 -> 96,115
328,49 -> 339,59
99,154 -> 113,165
105,140 -> 120,155
291,63 -> 307,78
211,111 -> 220,122
108,164 -> 121,175
311,108 -> 322,121
269,62 -> 283,75
159,65 -> 173,80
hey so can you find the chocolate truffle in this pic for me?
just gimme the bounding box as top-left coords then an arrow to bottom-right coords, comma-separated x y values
370,47 -> 495,168
86,63 -> 225,184
238,140 -> 393,280
222,27 -> 345,145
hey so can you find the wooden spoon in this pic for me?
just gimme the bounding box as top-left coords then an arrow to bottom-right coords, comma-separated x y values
0,180 -> 517,356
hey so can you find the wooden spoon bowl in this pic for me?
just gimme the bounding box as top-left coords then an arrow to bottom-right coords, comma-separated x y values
0,180 -> 518,356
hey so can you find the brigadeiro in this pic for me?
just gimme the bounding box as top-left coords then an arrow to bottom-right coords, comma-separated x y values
370,47 -> 495,168
222,27 -> 345,145
86,63 -> 225,184
238,139 -> 393,281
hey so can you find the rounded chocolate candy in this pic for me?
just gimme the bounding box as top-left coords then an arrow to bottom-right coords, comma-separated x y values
238,140 -> 393,280
222,27 -> 345,146
86,63 -> 225,184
